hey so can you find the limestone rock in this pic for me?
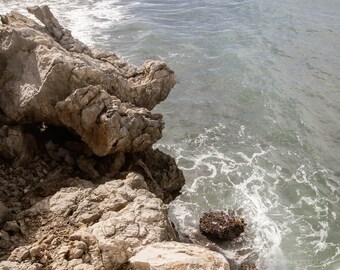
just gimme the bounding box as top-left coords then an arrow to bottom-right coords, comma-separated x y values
56,85 -> 163,156
0,6 -> 188,270
0,6 -> 175,155
27,5 -> 89,54
0,173 -> 178,270
128,241 -> 230,270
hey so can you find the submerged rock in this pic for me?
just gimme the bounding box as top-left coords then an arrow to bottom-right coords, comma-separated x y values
199,211 -> 246,241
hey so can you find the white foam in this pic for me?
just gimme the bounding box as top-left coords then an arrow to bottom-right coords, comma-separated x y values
0,0 -> 136,47
161,122 -> 339,269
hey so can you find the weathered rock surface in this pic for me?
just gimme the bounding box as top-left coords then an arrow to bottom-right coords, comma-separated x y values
199,211 -> 246,241
0,173 -> 178,270
0,125 -> 37,167
0,5 -> 215,270
128,241 -> 230,270
56,85 -> 163,156
130,148 -> 185,204
0,201 -> 11,228
0,5 -> 175,156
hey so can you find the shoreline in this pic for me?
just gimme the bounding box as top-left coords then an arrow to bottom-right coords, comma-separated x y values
0,6 -> 232,270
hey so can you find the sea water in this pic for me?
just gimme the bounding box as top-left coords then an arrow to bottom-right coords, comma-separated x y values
1,1 -> 339,269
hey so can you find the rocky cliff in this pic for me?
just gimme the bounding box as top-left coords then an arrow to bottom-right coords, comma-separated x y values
0,6 -> 230,270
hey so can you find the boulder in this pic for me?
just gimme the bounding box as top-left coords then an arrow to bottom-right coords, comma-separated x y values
56,85 -> 163,156
199,211 -> 246,241
128,241 -> 230,270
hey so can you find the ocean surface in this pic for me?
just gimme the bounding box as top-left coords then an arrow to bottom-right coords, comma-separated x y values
1,1 -> 339,269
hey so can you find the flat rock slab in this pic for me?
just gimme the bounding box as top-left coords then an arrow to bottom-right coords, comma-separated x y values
129,241 -> 230,270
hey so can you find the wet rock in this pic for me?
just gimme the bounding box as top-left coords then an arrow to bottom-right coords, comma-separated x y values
199,211 -> 246,241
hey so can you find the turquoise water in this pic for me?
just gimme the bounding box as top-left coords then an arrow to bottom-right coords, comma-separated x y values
1,1 -> 340,269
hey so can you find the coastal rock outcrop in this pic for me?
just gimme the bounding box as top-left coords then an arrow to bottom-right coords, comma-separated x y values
56,85 -> 163,156
0,5 -> 175,156
0,5 -> 229,270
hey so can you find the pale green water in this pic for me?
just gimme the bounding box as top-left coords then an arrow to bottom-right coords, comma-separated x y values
1,1 -> 340,269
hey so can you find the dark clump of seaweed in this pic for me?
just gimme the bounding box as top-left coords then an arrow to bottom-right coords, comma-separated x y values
199,210 -> 246,241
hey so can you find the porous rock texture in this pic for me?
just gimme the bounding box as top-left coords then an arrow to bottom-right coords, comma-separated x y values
128,241 -> 230,270
0,5 -> 175,156
1,173 -> 178,270
0,130 -> 186,269
199,211 -> 246,241
0,5 -> 223,270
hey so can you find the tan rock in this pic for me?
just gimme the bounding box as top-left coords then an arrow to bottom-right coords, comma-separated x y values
0,6 -> 175,156
56,85 -> 163,156
129,241 -> 230,270
0,173 -> 178,270
0,6 -> 189,270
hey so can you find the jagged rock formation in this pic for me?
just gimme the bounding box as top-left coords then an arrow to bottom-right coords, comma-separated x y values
0,4 -> 185,202
56,85 -> 163,156
1,174 -> 178,270
0,5 -> 231,270
0,5 -> 175,156
0,5 -> 184,270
